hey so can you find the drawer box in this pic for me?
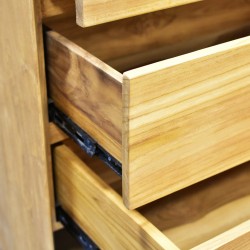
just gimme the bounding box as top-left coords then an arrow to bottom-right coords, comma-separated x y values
53,143 -> 250,250
45,0 -> 250,209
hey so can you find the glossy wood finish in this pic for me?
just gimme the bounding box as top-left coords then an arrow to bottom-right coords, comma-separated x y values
0,0 -> 54,249
54,144 -> 250,250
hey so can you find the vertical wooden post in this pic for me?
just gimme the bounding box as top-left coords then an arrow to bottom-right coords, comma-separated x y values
0,0 -> 54,249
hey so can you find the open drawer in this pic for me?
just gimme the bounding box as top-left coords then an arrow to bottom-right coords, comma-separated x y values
41,0 -> 201,27
53,143 -> 250,250
46,0 -> 250,209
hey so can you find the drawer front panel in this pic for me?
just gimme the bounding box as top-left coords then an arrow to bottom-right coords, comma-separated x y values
123,37 -> 250,208
46,0 -> 250,208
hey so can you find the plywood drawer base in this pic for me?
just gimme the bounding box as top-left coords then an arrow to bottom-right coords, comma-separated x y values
46,0 -> 250,208
53,143 -> 250,250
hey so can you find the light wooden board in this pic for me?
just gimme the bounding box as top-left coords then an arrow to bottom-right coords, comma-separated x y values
45,0 -> 250,165
192,220 -> 250,250
123,36 -> 250,209
0,0 -> 54,249
54,145 -> 178,250
75,0 -> 202,27
46,31 -> 123,161
218,231 -> 250,250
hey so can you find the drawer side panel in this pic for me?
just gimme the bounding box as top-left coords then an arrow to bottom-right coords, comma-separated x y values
46,31 -> 122,161
76,0 -> 202,27
123,36 -> 250,209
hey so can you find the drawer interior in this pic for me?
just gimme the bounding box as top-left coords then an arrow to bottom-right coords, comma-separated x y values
55,141 -> 250,249
45,0 -> 250,73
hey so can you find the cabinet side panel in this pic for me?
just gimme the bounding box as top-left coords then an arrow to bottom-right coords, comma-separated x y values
0,0 -> 54,249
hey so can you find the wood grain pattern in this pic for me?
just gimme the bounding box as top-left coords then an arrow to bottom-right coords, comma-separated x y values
45,0 -> 250,163
45,0 -> 250,72
54,145 -> 178,250
123,36 -> 250,209
192,221 -> 250,250
46,31 -> 123,161
0,0 -> 54,249
41,0 -> 203,26
139,164 -> 250,231
54,144 -> 250,249
75,0 -> 202,27
139,162 -> 250,249
166,196 -> 250,249
218,232 -> 250,250
46,0 -> 250,208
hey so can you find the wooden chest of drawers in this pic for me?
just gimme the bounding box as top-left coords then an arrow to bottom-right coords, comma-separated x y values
42,1 -> 250,247
53,142 -> 250,249
3,0 -> 248,249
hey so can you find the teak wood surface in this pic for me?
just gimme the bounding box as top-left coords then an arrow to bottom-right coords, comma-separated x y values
41,0 -> 202,27
49,122 -> 68,144
0,0 -> 54,249
54,145 -> 178,250
123,36 -> 250,208
46,31 -> 123,161
192,221 -> 250,250
54,144 -> 250,250
75,0 -> 202,27
45,0 -> 250,71
45,0 -> 250,209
